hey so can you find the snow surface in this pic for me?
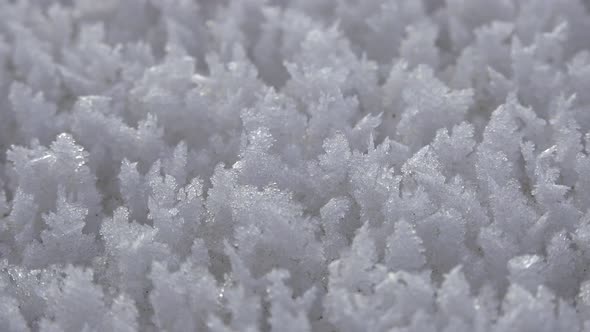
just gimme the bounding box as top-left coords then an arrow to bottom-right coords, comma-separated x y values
3,0 -> 590,331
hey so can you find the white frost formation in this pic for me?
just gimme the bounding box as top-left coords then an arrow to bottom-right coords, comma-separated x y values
2,0 -> 590,331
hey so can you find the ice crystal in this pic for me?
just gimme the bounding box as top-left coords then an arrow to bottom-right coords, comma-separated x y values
2,0 -> 590,331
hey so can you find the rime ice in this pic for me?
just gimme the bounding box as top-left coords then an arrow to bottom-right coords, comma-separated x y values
2,0 -> 590,331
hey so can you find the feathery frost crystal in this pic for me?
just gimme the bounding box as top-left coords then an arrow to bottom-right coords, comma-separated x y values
3,0 -> 590,331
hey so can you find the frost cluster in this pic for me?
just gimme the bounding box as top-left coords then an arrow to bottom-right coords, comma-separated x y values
4,0 -> 590,331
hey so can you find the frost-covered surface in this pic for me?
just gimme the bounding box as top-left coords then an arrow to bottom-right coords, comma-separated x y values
5,0 -> 590,331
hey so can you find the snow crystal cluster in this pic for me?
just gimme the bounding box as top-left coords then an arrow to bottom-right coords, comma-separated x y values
5,0 -> 590,331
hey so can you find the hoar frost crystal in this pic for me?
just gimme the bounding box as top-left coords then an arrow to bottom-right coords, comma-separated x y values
2,0 -> 590,331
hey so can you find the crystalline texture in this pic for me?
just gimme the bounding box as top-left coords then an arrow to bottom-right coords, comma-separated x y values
2,0 -> 590,331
